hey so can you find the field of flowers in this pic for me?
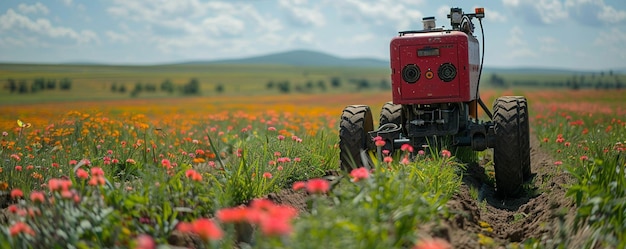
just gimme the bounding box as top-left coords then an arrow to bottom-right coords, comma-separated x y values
0,89 -> 624,248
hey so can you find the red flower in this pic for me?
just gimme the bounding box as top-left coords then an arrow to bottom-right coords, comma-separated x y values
262,172 -> 272,179
30,191 -> 45,203
292,181 -> 306,191
185,169 -> 203,182
554,161 -> 563,165
350,167 -> 370,182
413,238 -> 452,249
176,221 -> 193,233
9,222 -> 35,237
401,143 -> 414,152
580,155 -> 588,161
216,207 -> 248,223
91,167 -> 104,177
8,204 -> 19,213
76,168 -> 89,179
306,178 -> 329,194
10,188 -> 23,199
161,159 -> 172,169
259,215 -> 292,237
191,218 -> 223,242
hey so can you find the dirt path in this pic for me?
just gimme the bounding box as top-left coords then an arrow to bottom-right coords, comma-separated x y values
444,135 -> 580,248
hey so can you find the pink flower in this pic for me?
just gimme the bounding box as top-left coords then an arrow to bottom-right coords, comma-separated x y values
373,136 -> 385,147
69,160 -> 77,165
306,178 -> 330,194
554,161 -> 563,165
161,159 -> 172,169
580,155 -> 588,161
14,165 -> 22,171
412,238 -> 452,249
401,156 -> 411,165
350,167 -> 370,182
383,156 -> 393,163
440,150 -> 452,158
134,234 -> 155,249
268,126 -> 277,132
277,135 -> 285,141
418,150 -> 425,155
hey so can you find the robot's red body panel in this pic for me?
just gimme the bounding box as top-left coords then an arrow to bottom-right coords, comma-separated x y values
390,31 -> 480,104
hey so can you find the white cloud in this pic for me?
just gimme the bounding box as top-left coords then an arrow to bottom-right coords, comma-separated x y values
106,0 -> 286,54
593,28 -> 626,58
202,14 -> 245,36
61,0 -> 73,6
503,0 -> 568,25
279,0 -> 326,27
0,9 -> 98,44
505,26 -> 537,58
333,0 -> 423,31
18,3 -> 50,15
538,36 -> 567,53
105,30 -> 130,43
566,0 -> 626,25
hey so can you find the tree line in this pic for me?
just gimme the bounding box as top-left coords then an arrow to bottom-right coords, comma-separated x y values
265,77 -> 391,94
488,70 -> 623,90
4,78 -> 72,93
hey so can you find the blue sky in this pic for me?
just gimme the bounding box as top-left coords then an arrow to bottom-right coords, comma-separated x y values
1,0 -> 625,70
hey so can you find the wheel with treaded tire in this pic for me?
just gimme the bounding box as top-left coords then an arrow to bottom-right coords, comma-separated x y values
339,105 -> 374,171
517,97 -> 531,180
380,102 -> 402,126
492,96 -> 531,197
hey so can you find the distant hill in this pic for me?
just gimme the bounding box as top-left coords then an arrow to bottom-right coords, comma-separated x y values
178,50 -> 389,68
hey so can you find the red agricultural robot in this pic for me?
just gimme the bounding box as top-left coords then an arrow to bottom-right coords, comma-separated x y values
339,7 -> 531,197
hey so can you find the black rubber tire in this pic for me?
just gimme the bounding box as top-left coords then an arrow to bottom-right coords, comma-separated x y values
339,105 -> 374,171
517,97 -> 532,180
492,96 -> 530,197
380,102 -> 402,126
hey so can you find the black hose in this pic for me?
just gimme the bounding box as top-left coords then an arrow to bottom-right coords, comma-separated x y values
475,18 -> 493,119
